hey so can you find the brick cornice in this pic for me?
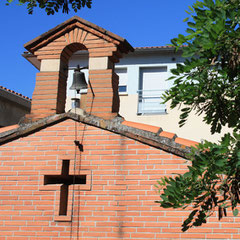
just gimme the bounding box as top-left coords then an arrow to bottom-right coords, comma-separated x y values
24,16 -> 134,54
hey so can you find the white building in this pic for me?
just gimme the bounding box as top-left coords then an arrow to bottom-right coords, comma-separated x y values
24,46 -> 229,142
66,46 -> 229,142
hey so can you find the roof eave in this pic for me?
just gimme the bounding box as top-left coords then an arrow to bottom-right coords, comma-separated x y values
0,87 -> 31,109
22,52 -> 41,70
134,46 -> 184,54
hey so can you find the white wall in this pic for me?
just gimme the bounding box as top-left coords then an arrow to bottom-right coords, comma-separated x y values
67,50 -> 230,142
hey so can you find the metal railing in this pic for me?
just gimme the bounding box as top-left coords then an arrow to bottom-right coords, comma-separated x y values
137,89 -> 167,115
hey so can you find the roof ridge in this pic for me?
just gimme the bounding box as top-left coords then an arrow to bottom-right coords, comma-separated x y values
24,16 -> 134,53
0,112 -> 198,159
0,85 -> 31,101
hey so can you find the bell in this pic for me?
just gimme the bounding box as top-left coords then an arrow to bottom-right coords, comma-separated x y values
70,66 -> 88,93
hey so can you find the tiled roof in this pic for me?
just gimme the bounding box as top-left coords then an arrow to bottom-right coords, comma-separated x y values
0,85 -> 31,101
135,46 -> 175,50
122,120 -> 198,148
0,111 -> 198,159
134,45 -> 186,51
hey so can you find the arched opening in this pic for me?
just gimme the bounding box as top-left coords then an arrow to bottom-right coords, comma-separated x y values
59,43 -> 89,113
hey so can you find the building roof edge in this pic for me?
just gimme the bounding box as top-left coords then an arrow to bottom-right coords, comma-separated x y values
0,86 -> 31,101
24,16 -> 134,53
0,111 -> 198,159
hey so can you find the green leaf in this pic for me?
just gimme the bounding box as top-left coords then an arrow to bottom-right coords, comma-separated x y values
171,68 -> 180,75
186,28 -> 195,34
182,107 -> 191,112
188,6 -> 194,13
233,209 -> 239,216
187,22 -> 196,28
204,0 -> 214,8
215,158 -> 226,167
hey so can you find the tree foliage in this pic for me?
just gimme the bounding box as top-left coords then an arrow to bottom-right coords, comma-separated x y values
156,0 -> 240,232
6,0 -> 92,14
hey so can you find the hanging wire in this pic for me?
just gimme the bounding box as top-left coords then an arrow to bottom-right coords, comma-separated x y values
70,85 -> 78,240
69,66 -> 94,239
69,78 -> 88,239
75,119 -> 87,239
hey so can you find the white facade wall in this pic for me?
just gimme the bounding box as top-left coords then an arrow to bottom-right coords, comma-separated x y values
67,49 -> 230,142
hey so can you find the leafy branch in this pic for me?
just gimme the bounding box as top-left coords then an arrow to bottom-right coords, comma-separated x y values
156,132 -> 240,231
157,0 -> 240,231
6,0 -> 92,14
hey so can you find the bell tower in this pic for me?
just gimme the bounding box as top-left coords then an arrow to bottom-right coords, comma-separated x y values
24,16 -> 133,122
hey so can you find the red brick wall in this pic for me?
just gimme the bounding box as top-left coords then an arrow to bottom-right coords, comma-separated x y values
0,119 -> 238,239
29,25 -> 122,121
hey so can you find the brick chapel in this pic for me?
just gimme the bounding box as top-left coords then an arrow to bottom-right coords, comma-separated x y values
0,16 -> 238,239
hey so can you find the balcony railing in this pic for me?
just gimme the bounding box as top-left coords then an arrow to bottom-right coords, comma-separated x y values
137,89 -> 167,115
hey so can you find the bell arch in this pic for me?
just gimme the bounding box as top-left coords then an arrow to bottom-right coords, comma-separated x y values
24,16 -> 133,122
58,42 -> 89,114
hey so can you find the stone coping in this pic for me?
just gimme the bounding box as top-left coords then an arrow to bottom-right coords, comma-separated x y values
0,109 -> 198,159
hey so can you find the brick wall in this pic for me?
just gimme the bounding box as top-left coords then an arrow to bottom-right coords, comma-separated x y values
25,17 -> 133,122
30,29 -> 119,120
0,119 -> 239,239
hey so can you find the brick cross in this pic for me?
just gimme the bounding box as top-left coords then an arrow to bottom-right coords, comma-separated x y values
43,160 -> 87,216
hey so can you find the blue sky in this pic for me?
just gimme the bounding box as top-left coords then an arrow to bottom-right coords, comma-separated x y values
0,0 -> 196,97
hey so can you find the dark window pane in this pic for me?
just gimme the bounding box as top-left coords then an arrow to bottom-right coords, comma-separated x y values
119,85 -> 127,92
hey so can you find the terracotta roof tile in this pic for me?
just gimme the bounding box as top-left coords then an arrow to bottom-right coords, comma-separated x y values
175,137 -> 199,148
134,45 -> 187,50
159,131 -> 177,140
0,86 -> 31,101
0,124 -> 19,134
135,46 -> 174,50
121,120 -> 198,149
122,121 -> 160,133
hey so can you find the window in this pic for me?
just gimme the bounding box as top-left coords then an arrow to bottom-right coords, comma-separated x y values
115,68 -> 127,94
138,67 -> 168,114
118,85 -> 127,92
